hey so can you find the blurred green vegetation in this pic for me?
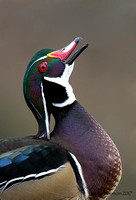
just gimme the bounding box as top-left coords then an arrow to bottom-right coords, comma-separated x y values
0,0 -> 136,199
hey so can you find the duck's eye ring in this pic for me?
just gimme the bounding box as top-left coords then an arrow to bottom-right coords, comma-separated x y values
39,62 -> 48,72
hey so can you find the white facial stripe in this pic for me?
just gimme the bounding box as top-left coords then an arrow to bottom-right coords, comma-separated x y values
44,63 -> 74,85
41,83 -> 50,140
30,55 -> 47,68
69,152 -> 89,199
44,63 -> 76,108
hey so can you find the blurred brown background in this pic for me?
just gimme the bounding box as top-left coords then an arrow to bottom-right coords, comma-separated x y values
0,0 -> 136,199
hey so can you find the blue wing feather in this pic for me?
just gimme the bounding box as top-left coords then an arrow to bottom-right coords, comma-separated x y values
0,144 -> 67,191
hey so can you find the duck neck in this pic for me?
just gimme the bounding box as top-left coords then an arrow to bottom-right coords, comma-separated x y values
51,100 -> 93,156
51,100 -> 121,199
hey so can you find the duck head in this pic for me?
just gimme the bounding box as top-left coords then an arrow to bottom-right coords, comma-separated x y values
23,37 -> 88,140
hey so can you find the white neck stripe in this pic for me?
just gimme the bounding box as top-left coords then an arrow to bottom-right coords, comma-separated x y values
41,83 -> 50,140
29,99 -> 42,120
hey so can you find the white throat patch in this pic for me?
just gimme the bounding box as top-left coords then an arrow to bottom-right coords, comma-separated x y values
44,63 -> 76,108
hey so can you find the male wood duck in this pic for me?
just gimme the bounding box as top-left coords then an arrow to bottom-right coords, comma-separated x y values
0,38 -> 122,200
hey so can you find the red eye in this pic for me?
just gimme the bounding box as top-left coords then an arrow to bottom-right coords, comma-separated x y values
39,62 -> 48,72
